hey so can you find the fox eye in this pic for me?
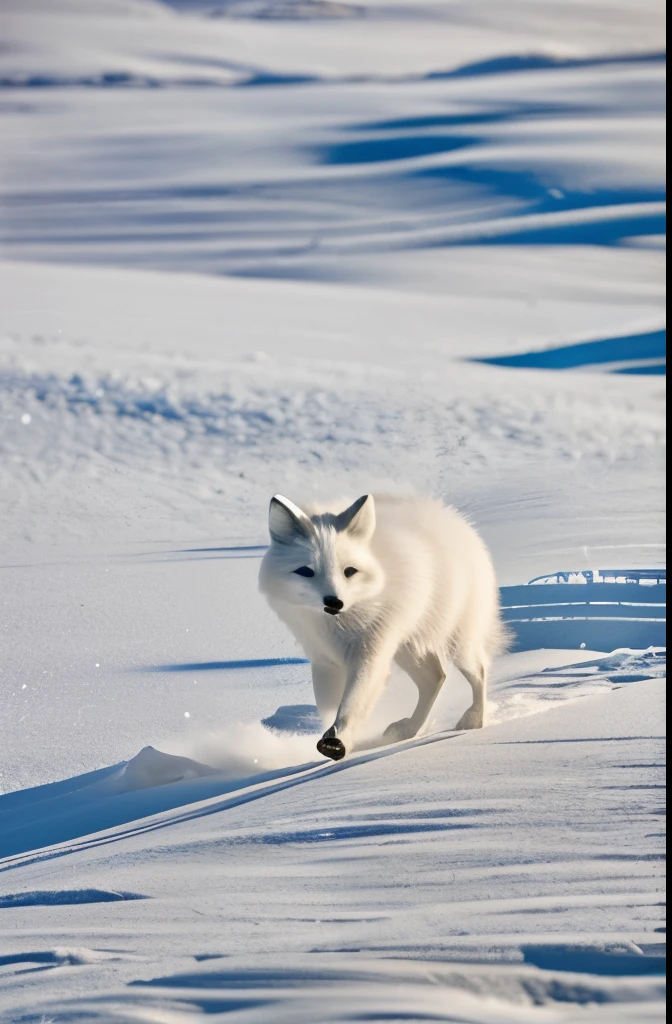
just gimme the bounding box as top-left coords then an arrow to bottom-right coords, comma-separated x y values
293,566 -> 315,578
344,566 -> 358,578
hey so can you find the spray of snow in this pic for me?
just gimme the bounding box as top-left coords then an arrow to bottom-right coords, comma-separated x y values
163,719 -> 320,778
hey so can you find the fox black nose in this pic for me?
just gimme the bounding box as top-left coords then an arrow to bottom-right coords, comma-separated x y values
323,595 -> 343,612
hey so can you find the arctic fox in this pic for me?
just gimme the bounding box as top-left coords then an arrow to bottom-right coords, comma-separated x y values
259,494 -> 506,761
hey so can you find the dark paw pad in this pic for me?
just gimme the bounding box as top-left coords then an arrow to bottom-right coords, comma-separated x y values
317,729 -> 346,761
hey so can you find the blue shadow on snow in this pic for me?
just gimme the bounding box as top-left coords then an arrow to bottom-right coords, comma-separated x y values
429,50 -> 666,80
177,545 -> 267,554
319,134 -> 479,165
416,166 -> 666,247
0,889 -> 147,910
141,657 -> 309,672
351,101 -> 596,134
474,328 -> 666,374
500,581 -> 667,650
522,944 -> 666,976
261,704 -> 322,735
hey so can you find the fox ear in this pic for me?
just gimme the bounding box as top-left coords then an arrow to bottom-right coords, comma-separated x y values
269,495 -> 313,545
336,495 -> 375,540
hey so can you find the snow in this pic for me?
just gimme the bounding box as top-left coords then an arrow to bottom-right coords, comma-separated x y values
0,677 -> 666,1021
0,1 -> 666,1021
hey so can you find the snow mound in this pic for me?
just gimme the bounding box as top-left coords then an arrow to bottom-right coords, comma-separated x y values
113,745 -> 219,792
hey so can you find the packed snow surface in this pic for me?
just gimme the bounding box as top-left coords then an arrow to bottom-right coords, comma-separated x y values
0,1 -> 666,1022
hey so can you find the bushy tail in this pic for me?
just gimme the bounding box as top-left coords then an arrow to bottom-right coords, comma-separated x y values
488,596 -> 514,657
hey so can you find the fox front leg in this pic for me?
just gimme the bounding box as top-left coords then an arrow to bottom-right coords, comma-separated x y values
317,640 -> 394,761
311,660 -> 346,729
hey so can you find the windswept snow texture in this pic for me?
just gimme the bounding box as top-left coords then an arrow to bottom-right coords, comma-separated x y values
0,2 -> 666,1023
0,0 -> 666,282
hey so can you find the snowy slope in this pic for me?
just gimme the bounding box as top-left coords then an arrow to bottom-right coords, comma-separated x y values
0,1 -> 666,1021
0,676 -> 666,1022
0,255 -> 665,790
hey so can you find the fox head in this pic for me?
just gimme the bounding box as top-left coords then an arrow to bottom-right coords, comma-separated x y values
259,494 -> 384,616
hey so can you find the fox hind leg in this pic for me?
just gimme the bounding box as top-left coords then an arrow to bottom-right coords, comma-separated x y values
454,655 -> 488,730
384,648 -> 446,743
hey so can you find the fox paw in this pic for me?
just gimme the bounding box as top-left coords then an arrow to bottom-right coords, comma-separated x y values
317,727 -> 346,761
383,717 -> 417,743
454,706 -> 485,730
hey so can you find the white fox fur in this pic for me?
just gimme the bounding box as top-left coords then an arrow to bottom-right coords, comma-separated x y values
259,493 -> 506,761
